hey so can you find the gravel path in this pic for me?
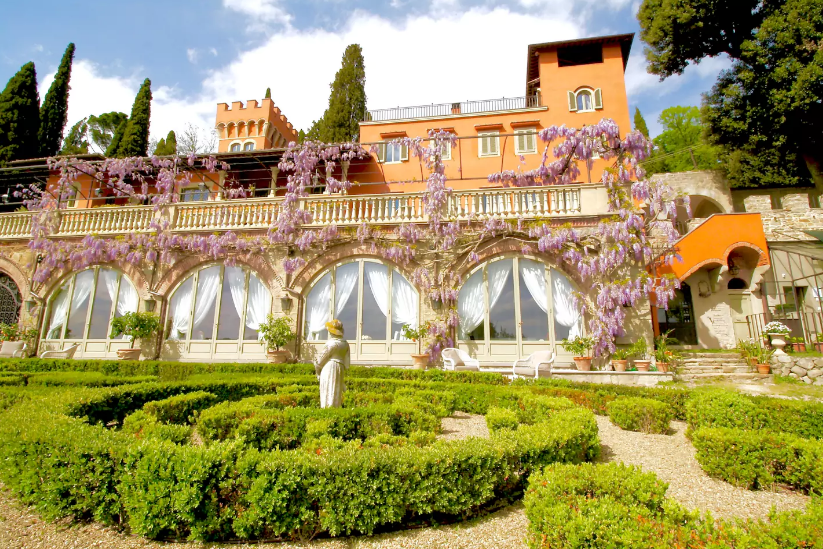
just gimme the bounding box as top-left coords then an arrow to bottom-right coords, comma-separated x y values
0,413 -> 810,548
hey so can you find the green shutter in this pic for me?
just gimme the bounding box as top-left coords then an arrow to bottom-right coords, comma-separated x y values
594,88 -> 603,109
568,91 -> 577,111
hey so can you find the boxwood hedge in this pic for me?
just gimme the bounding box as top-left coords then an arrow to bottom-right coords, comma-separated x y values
606,397 -> 673,434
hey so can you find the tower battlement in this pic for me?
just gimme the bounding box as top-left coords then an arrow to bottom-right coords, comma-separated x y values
215,98 -> 298,153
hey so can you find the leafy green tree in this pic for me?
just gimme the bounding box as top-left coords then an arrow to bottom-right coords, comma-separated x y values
0,62 -> 41,166
153,130 -> 177,155
105,119 -> 127,157
645,106 -> 720,174
638,0 -> 823,188
633,107 -> 650,138
59,117 -> 89,155
38,43 -> 75,157
115,78 -> 152,158
88,111 -> 128,154
265,87 -> 271,99
306,44 -> 366,143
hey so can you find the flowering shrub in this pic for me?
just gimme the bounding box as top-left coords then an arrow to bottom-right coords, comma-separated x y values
763,321 -> 791,335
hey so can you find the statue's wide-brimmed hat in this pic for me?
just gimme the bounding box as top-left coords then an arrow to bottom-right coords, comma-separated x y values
326,319 -> 344,337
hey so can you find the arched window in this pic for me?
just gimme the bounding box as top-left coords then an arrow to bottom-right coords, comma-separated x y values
457,258 -> 583,360
42,268 -> 139,353
243,142 -> 255,151
230,143 -> 241,152
303,259 -> 419,360
167,264 -> 271,343
568,88 -> 602,113
576,90 -> 593,111
728,278 -> 748,290
0,273 -> 21,325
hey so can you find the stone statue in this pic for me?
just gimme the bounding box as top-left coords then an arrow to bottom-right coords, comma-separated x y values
314,319 -> 350,408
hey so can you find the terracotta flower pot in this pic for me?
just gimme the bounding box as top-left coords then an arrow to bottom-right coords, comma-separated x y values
634,360 -> 651,372
411,354 -> 429,370
794,343 -> 807,352
757,363 -> 771,375
611,359 -> 628,372
267,349 -> 290,364
573,357 -> 592,371
117,348 -> 141,361
816,343 -> 823,353
656,362 -> 669,373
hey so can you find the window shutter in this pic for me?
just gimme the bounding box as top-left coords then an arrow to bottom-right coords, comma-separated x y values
525,131 -> 535,153
490,134 -> 499,155
516,132 -> 525,154
479,135 -> 488,157
594,88 -> 603,109
400,144 -> 408,161
377,143 -> 386,162
568,91 -> 577,112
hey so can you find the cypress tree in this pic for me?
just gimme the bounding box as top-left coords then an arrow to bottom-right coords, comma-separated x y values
307,44 -> 366,143
115,78 -> 152,157
634,107 -> 650,138
0,62 -> 41,165
154,137 -> 166,155
59,117 -> 89,155
265,87 -> 271,99
106,119 -> 127,157
39,43 -> 75,157
153,130 -> 177,155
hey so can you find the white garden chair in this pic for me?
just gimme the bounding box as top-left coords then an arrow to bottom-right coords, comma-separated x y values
442,348 -> 480,371
0,341 -> 27,358
40,343 -> 81,360
512,350 -> 555,379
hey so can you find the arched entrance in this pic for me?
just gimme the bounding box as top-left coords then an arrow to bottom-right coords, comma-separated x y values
657,282 -> 698,345
0,273 -> 21,325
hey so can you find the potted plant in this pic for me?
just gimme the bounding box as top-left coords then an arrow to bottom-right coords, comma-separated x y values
653,330 -> 679,373
109,311 -> 161,361
791,336 -> 806,353
610,347 -> 632,372
815,333 -> 823,353
402,322 -> 431,370
763,321 -> 790,355
736,338 -> 758,369
258,314 -> 296,363
632,338 -> 651,371
754,344 -> 774,375
562,336 -> 594,371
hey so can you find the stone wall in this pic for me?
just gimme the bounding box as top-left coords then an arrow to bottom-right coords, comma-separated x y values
771,354 -> 823,385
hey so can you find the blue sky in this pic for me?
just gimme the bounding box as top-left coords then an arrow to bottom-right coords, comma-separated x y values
0,0 -> 730,148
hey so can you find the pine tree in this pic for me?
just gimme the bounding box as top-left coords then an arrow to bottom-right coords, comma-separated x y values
153,130 -> 177,155
0,62 -> 41,166
307,44 -> 366,143
105,119 -> 127,157
38,43 -> 75,157
633,107 -> 650,138
59,117 -> 89,155
115,78 -> 152,157
265,88 -> 271,99
88,111 -> 127,154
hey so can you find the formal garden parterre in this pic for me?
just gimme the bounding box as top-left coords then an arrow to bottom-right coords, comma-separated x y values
0,357 -> 822,547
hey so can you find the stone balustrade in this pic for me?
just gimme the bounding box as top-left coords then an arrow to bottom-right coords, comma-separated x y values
0,185 -> 602,240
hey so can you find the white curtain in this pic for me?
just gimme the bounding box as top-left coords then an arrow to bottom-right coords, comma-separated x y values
487,260 -> 512,312
191,266 -> 220,334
552,269 -> 582,338
306,273 -> 331,339
244,274 -> 271,336
458,271 -> 485,339
46,283 -> 71,339
102,269 -> 138,317
365,263 -> 389,318
392,271 -> 419,339
334,263 -> 359,317
226,266 -> 247,320
168,279 -> 193,340
68,270 -> 94,325
519,259 -> 549,314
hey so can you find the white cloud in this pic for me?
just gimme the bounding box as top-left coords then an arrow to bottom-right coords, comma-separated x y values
222,0 -> 292,31
186,48 -> 198,64
209,48 -> 218,57
624,51 -> 731,99
33,44 -> 44,53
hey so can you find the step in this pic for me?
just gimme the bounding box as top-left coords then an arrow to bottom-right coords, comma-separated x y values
679,368 -> 752,375
677,373 -> 771,382
680,352 -> 742,359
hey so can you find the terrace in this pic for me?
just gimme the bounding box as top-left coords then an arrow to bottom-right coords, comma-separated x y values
363,94 -> 543,123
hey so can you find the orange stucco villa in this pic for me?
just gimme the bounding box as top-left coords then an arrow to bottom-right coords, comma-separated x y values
1,33 -> 822,368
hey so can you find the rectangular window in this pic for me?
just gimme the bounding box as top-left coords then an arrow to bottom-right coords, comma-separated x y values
378,142 -> 408,164
478,132 -> 500,157
430,136 -> 452,160
181,187 -> 209,202
514,129 -> 537,155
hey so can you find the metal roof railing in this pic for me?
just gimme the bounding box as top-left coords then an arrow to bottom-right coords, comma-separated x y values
364,94 -> 541,123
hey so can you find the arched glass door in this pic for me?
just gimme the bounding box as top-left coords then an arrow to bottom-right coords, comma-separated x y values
303,259 -> 419,362
457,257 -> 583,362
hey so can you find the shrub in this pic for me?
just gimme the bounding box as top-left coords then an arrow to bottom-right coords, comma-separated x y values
486,407 -> 518,432
343,391 -> 394,407
158,362 -> 194,382
143,391 -> 218,425
26,371 -> 157,387
123,411 -> 191,444
691,427 -> 823,494
606,397 -> 673,434
516,395 -> 575,425
109,311 -> 161,348
395,388 -> 456,415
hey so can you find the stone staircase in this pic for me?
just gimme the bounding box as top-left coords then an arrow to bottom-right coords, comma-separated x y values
676,352 -> 768,382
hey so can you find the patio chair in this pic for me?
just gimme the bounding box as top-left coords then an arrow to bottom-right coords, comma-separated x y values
0,341 -> 27,358
512,350 -> 555,379
40,343 -> 81,360
442,348 -> 480,371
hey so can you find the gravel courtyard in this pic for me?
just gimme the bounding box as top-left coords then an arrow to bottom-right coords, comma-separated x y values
0,414 -> 809,549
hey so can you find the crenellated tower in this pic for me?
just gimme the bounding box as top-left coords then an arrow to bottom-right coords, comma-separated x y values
214,98 -> 299,153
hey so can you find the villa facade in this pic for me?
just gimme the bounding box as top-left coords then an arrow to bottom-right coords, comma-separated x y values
0,33 -> 820,365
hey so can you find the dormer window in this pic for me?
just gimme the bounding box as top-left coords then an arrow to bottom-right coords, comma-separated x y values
567,88 -> 603,113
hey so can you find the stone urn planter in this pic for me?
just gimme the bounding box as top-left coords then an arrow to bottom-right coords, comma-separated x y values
756,363 -> 771,375
117,348 -> 141,361
611,359 -> 628,372
267,350 -> 290,364
634,360 -> 651,372
411,354 -> 429,370
766,332 -> 789,355
656,362 -> 670,373
573,357 -> 593,371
